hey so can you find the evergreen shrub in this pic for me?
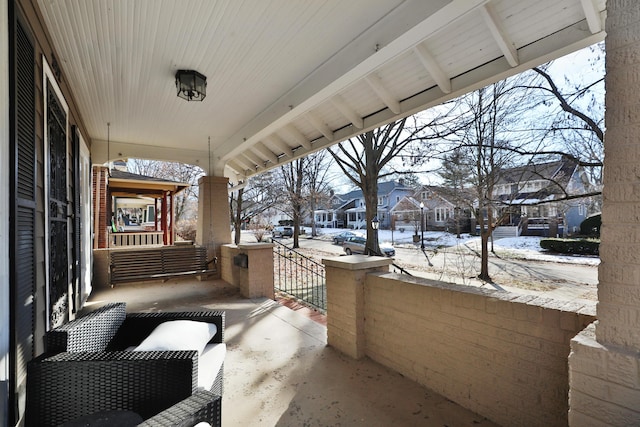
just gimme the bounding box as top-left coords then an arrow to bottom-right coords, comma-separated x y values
540,238 -> 599,255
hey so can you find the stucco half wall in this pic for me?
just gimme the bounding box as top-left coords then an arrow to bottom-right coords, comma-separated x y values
324,256 -> 596,427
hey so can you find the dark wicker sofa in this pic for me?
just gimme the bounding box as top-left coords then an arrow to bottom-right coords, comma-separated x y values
25,303 -> 225,427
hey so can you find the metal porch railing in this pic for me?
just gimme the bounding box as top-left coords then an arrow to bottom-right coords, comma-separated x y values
273,240 -> 326,313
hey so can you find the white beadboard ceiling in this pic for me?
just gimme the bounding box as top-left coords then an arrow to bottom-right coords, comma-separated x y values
36,0 -> 606,181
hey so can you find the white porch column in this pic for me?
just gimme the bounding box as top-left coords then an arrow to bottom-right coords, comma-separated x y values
197,175 -> 232,261
569,1 -> 640,425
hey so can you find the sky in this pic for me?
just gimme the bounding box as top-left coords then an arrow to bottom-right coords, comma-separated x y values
330,42 -> 605,196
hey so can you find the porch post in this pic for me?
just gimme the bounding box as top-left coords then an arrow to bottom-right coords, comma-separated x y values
92,166 -> 109,248
323,256 -> 392,359
197,175 -> 232,261
161,191 -> 168,245
169,191 -> 175,245
568,1 -> 640,424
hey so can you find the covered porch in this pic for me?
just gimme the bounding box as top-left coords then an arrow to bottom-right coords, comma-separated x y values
95,168 -> 191,249
5,0 -> 640,425
85,277 -> 498,426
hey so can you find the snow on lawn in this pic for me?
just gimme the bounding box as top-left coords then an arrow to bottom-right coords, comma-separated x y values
317,228 -> 599,266
491,236 -> 600,266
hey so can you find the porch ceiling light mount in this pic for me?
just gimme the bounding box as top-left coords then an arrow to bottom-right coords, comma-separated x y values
175,70 -> 207,101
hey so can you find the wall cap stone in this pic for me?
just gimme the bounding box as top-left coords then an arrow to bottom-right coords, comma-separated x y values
374,272 -> 597,314
323,255 -> 393,270
238,242 -> 275,250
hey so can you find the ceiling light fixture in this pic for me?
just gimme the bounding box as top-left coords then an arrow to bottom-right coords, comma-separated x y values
175,70 -> 207,101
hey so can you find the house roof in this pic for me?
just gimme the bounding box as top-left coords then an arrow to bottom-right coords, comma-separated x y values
329,181 -> 412,209
416,185 -> 474,206
495,158 -> 586,203
496,158 -> 578,187
108,169 -> 190,197
36,0 -> 605,181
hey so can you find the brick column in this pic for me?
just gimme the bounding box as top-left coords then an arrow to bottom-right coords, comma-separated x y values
92,166 -> 109,249
569,1 -> 640,424
197,175 -> 231,261
220,243 -> 274,299
323,256 -> 392,359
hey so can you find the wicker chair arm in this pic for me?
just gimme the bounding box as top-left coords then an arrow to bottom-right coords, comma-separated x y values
46,302 -> 127,353
139,389 -> 221,427
26,350 -> 198,427
109,310 -> 225,349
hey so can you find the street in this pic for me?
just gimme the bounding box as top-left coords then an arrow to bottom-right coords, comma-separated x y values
272,233 -> 599,301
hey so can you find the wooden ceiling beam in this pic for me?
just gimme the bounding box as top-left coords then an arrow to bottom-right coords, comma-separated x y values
226,160 -> 247,178
413,44 -> 451,94
580,0 -> 602,34
366,74 -> 401,114
480,3 -> 519,67
264,135 -> 294,158
242,150 -> 267,169
232,156 -> 254,172
250,142 -> 279,165
331,94 -> 364,129
305,111 -> 334,141
280,125 -> 312,150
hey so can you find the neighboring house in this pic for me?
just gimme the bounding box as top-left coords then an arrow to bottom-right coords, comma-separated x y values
391,186 -> 473,233
493,157 -> 594,236
313,180 -> 414,229
314,189 -> 360,228
97,168 -> 190,247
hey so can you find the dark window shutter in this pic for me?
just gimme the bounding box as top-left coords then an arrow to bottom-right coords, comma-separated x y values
72,127 -> 81,313
10,16 -> 37,425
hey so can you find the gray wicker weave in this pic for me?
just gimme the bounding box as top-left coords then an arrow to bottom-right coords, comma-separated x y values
26,304 -> 225,427
140,389 -> 221,427
46,302 -> 127,353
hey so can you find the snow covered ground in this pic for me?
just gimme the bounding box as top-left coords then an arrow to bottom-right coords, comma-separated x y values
312,227 -> 600,266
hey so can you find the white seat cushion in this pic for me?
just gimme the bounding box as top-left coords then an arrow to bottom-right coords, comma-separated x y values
133,320 -> 217,355
198,343 -> 226,389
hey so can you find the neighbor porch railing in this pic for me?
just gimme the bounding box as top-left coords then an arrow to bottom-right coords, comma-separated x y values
272,240 -> 326,312
109,231 -> 164,247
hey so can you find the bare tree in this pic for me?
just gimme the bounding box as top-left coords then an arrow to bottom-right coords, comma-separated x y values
445,78 -> 533,282
433,46 -> 604,281
279,159 -> 305,248
438,147 -> 473,237
127,158 -> 204,223
329,118 -> 428,255
229,170 -> 282,244
304,151 -> 334,237
230,186 -> 245,245
509,44 -> 604,188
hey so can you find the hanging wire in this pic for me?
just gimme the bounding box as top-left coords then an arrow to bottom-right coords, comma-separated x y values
107,122 -> 111,173
207,137 -> 216,262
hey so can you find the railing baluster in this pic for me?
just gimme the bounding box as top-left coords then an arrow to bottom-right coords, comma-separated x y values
272,239 -> 326,313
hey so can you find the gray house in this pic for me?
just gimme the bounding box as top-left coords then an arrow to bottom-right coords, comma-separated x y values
314,181 -> 414,229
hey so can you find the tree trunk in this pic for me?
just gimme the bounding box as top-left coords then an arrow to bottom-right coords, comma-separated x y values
233,188 -> 243,245
476,207 -> 492,282
363,174 -> 380,255
310,197 -> 317,237
292,159 -> 304,249
479,229 -> 491,282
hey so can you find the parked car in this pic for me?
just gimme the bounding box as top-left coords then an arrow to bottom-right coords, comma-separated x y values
332,231 -> 357,245
343,235 -> 395,257
272,226 -> 293,238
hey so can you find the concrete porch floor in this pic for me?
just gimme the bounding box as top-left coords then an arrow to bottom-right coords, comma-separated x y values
86,278 -> 499,427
